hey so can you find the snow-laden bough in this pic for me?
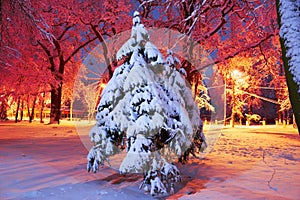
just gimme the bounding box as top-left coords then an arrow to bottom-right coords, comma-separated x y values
87,11 -> 207,196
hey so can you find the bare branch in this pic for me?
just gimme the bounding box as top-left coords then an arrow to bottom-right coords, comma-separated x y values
190,33 -> 275,74
57,25 -> 73,41
37,40 -> 55,71
65,36 -> 97,65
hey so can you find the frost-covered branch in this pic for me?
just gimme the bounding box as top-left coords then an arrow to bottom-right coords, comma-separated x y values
277,1 -> 300,87
17,0 -> 55,44
276,0 -> 300,133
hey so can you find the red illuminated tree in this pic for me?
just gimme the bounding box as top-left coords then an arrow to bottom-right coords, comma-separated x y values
1,0 -> 131,124
0,0 -> 53,122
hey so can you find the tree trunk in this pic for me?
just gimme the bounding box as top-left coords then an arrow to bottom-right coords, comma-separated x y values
183,40 -> 195,85
88,110 -> 92,124
276,0 -> 300,134
38,29 -> 97,125
40,92 -> 45,123
248,99 -> 253,115
20,99 -> 24,121
70,99 -> 73,122
0,102 -> 6,119
29,95 -> 37,123
27,95 -> 30,122
50,85 -> 62,124
15,96 -> 20,123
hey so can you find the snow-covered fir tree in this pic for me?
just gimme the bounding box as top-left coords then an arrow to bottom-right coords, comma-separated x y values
87,11 -> 207,196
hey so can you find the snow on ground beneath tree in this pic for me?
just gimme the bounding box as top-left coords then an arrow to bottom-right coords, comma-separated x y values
0,120 -> 299,199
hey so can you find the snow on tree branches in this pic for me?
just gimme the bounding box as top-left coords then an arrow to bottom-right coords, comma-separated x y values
87,11 -> 207,196
278,0 -> 300,90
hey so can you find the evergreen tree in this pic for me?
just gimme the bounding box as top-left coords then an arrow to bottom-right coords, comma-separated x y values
87,11 -> 207,196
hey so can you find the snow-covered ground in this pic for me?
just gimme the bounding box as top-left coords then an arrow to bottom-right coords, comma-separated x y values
0,120 -> 299,199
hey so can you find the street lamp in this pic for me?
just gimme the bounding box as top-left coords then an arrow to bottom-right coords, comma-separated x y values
232,69 -> 242,79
